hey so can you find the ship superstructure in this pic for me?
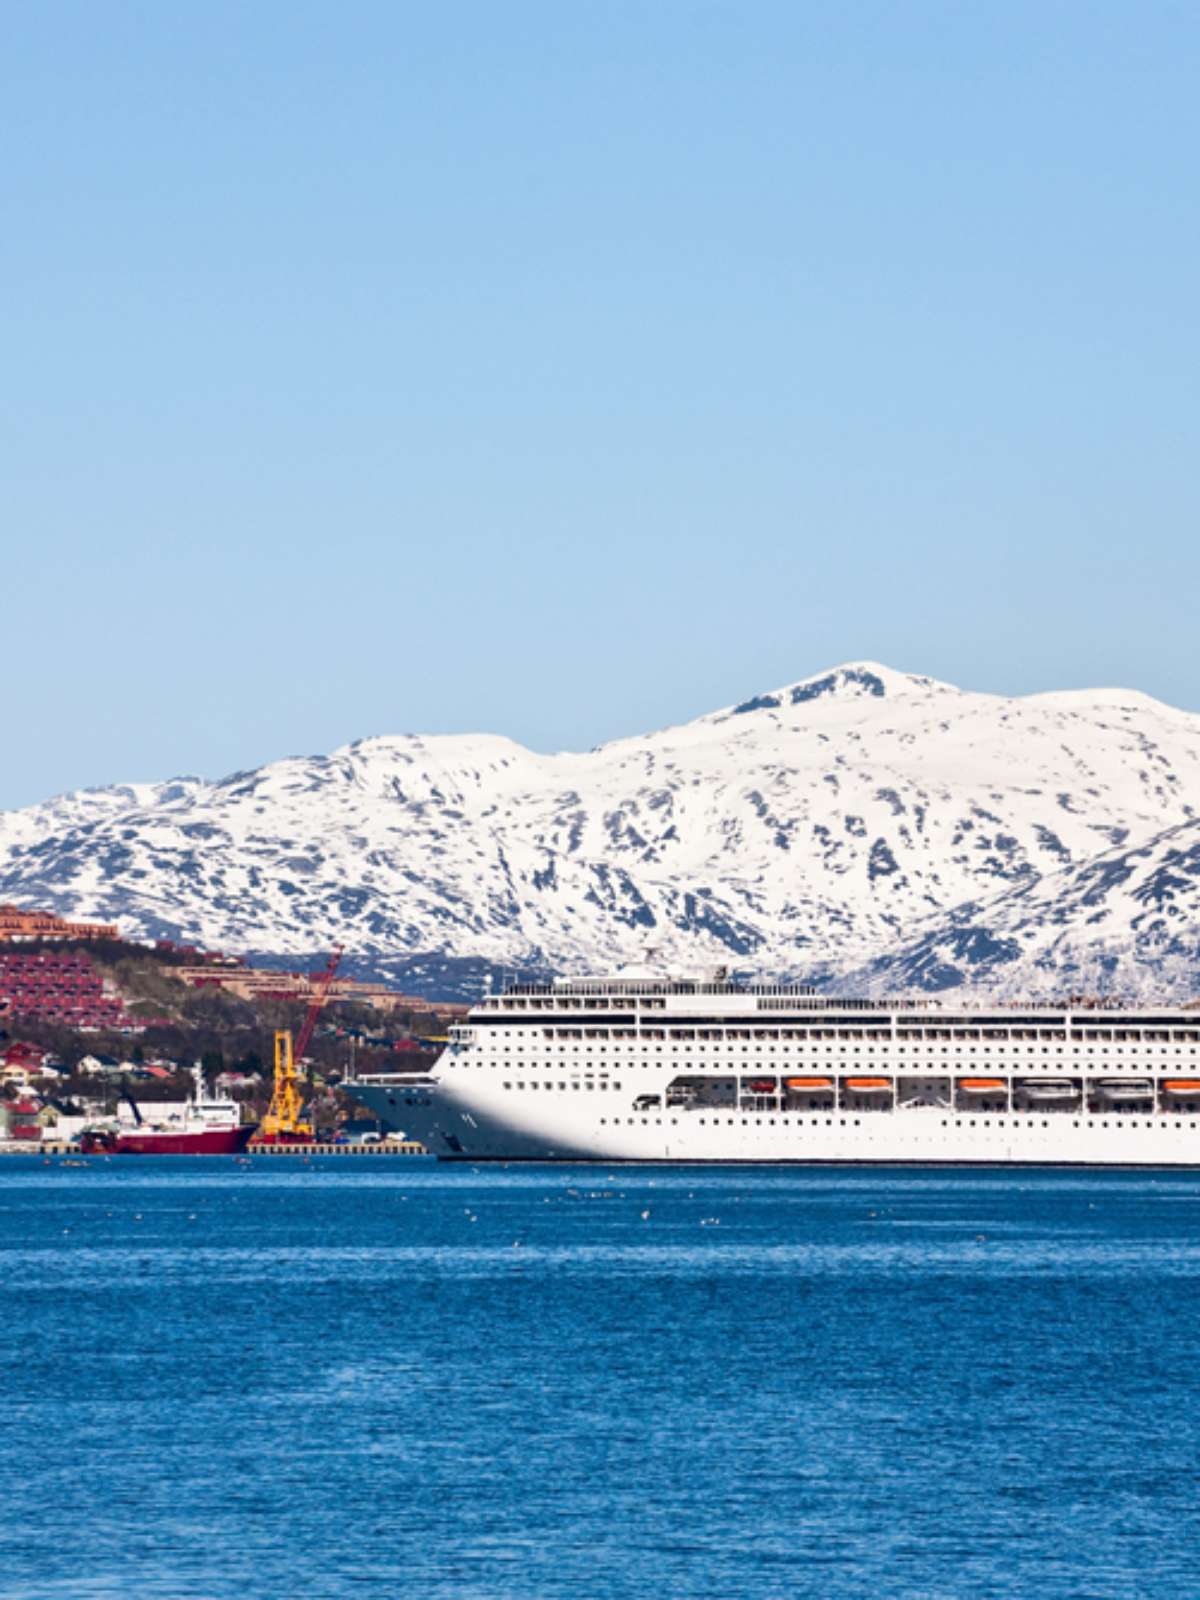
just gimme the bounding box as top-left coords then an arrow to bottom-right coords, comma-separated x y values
346,972 -> 1200,1164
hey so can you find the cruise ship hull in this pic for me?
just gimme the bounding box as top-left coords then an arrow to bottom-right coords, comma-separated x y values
347,1077 -> 1200,1166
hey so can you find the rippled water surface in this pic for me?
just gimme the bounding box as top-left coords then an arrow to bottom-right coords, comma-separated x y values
4,1158 -> 1200,1599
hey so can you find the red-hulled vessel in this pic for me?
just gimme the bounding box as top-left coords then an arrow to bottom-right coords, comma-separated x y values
80,1066 -> 257,1155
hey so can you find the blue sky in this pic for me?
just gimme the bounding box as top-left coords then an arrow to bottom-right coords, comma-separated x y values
3,2 -> 1198,809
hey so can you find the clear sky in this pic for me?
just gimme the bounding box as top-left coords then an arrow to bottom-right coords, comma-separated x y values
3,2 -> 1198,810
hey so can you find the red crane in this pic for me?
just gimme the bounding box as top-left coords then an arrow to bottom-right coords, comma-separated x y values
294,946 -> 344,1064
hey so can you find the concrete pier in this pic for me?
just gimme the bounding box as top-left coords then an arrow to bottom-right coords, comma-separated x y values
0,1143 -> 77,1155
248,1141 -> 428,1156
0,1140 -> 428,1156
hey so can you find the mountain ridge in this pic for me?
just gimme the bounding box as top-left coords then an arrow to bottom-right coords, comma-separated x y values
2,662 -> 1199,1002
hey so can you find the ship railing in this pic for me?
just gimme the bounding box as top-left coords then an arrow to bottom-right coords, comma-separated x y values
348,1072 -> 440,1088
503,979 -> 824,998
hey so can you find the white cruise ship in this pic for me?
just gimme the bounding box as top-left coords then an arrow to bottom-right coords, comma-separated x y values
346,970 -> 1200,1165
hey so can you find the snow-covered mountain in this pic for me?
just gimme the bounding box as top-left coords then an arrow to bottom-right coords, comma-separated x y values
2,661 -> 1199,1000
844,815 -> 1200,1001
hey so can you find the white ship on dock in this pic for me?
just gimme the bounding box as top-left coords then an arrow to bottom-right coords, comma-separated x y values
346,971 -> 1200,1165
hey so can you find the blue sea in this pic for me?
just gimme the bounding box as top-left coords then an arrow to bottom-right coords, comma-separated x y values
3,1158 -> 1199,1599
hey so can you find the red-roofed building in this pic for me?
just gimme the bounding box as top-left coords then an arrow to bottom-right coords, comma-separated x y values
0,951 -> 141,1032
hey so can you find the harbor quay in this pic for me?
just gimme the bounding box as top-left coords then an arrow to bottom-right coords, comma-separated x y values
0,1140 -> 429,1157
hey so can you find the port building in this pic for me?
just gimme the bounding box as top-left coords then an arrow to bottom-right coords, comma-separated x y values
0,950 -> 135,1029
0,906 -> 119,943
174,963 -> 467,1016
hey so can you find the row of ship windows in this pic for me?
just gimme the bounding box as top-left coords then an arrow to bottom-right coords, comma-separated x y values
502,1081 -> 623,1092
544,1030 -> 1200,1043
512,1027 -> 1200,1042
595,1116 -> 1200,1130
489,997 -> 669,1011
474,1044 -> 1197,1059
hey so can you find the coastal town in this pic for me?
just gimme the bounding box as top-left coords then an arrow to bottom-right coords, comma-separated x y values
0,905 -> 461,1151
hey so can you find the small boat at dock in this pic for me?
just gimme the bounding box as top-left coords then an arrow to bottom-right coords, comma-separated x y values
80,1066 -> 256,1155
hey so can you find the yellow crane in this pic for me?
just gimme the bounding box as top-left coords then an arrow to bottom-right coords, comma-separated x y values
254,947 -> 343,1144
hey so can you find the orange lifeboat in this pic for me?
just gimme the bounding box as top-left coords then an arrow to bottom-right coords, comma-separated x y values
843,1077 -> 893,1092
957,1078 -> 1007,1093
1162,1080 -> 1200,1095
785,1076 -> 833,1091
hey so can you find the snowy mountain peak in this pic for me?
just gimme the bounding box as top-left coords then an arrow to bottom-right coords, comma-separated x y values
716,661 -> 961,722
